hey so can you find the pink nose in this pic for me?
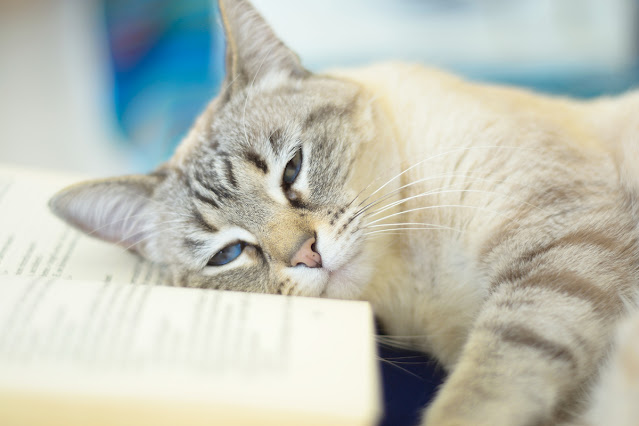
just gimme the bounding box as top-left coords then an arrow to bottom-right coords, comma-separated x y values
290,237 -> 322,268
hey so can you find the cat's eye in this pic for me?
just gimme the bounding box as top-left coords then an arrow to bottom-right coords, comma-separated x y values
282,149 -> 303,185
207,242 -> 245,266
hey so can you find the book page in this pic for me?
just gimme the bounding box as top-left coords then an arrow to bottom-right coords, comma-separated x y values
0,276 -> 380,425
0,165 -> 167,285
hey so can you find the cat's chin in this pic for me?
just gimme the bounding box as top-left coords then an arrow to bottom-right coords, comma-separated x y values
321,259 -> 372,300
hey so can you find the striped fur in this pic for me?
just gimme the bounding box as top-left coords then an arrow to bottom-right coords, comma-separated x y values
49,1 -> 639,425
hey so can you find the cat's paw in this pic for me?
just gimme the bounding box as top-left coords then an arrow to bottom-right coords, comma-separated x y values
581,312 -> 639,426
617,313 -> 639,382
421,412 -> 492,426
421,401 -> 503,426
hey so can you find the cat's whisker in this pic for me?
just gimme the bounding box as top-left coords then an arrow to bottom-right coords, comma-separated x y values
353,144 -> 469,209
379,359 -> 431,365
353,174 -> 396,208
344,167 -> 402,210
379,355 -> 429,360
357,145 -> 539,210
367,188 -> 544,220
366,232 -> 407,239
368,222 -> 459,228
367,204 -> 522,227
376,338 -> 422,352
356,172 -> 525,217
355,174 -> 434,216
377,357 -> 424,380
346,184 -> 374,209
357,174 -> 455,218
365,222 -> 465,234
364,226 -> 463,236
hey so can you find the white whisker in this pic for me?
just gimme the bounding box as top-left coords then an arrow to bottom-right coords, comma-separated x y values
356,172 -> 526,217
365,226 -> 462,236
357,145 -> 539,210
377,357 -> 424,379
367,188 -> 544,220
368,204 -> 522,227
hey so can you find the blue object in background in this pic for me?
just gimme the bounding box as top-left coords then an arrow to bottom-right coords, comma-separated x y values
104,0 -> 225,169
103,0 -> 639,172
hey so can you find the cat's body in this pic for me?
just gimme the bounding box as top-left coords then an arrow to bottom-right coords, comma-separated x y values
49,1 -> 639,425
338,62 -> 639,364
338,64 -> 639,424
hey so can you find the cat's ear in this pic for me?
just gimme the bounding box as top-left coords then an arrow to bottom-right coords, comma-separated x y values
48,174 -> 164,254
218,0 -> 309,95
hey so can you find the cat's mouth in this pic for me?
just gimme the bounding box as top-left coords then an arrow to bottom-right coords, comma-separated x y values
318,244 -> 369,299
321,262 -> 366,299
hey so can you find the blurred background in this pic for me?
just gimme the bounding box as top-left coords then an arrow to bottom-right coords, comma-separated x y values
1,0 -> 638,175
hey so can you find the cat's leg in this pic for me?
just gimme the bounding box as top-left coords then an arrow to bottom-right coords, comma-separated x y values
577,311 -> 639,426
422,271 -> 628,426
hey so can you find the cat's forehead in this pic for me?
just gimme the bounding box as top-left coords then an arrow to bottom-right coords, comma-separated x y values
163,74 -> 362,219
210,75 -> 360,154
172,75 -> 360,170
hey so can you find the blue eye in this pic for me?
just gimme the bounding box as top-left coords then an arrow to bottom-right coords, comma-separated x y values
282,149 -> 302,185
207,242 -> 245,266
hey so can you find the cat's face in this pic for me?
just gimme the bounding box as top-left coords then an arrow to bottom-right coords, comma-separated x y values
49,0 -> 394,299
148,73 -> 381,298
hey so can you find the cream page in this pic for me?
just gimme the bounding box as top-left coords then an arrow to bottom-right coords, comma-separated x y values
0,165 -> 165,284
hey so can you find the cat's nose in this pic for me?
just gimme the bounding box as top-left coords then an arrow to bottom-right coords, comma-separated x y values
290,237 -> 322,268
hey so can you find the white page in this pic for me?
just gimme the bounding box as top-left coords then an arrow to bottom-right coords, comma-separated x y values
0,165 -> 167,284
0,276 -> 379,422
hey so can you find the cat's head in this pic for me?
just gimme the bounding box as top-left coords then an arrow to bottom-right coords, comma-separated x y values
49,0 -> 398,299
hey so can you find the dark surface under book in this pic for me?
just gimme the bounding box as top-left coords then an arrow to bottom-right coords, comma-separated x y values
376,323 -> 446,426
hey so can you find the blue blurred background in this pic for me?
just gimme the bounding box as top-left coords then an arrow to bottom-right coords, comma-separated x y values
0,1 -> 637,425
1,0 -> 638,175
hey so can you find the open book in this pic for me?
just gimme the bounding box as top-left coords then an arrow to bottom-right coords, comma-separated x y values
0,165 -> 381,426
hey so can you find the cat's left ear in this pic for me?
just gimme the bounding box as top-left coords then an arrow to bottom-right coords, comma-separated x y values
48,174 -> 164,255
218,0 -> 309,95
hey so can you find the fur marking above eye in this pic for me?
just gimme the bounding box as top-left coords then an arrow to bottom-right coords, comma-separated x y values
184,175 -> 220,209
191,188 -> 220,209
223,158 -> 238,188
190,208 -> 218,233
283,149 -> 303,185
245,151 -> 269,173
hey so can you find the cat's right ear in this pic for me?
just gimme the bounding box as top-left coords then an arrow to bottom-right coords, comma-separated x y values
48,174 -> 164,254
218,0 -> 309,96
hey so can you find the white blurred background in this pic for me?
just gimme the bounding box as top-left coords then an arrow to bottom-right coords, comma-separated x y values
1,0 -> 638,176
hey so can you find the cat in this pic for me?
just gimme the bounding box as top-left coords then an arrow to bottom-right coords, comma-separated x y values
49,0 -> 639,424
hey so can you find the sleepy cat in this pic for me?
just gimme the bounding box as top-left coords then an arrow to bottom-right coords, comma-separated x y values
49,0 -> 639,424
